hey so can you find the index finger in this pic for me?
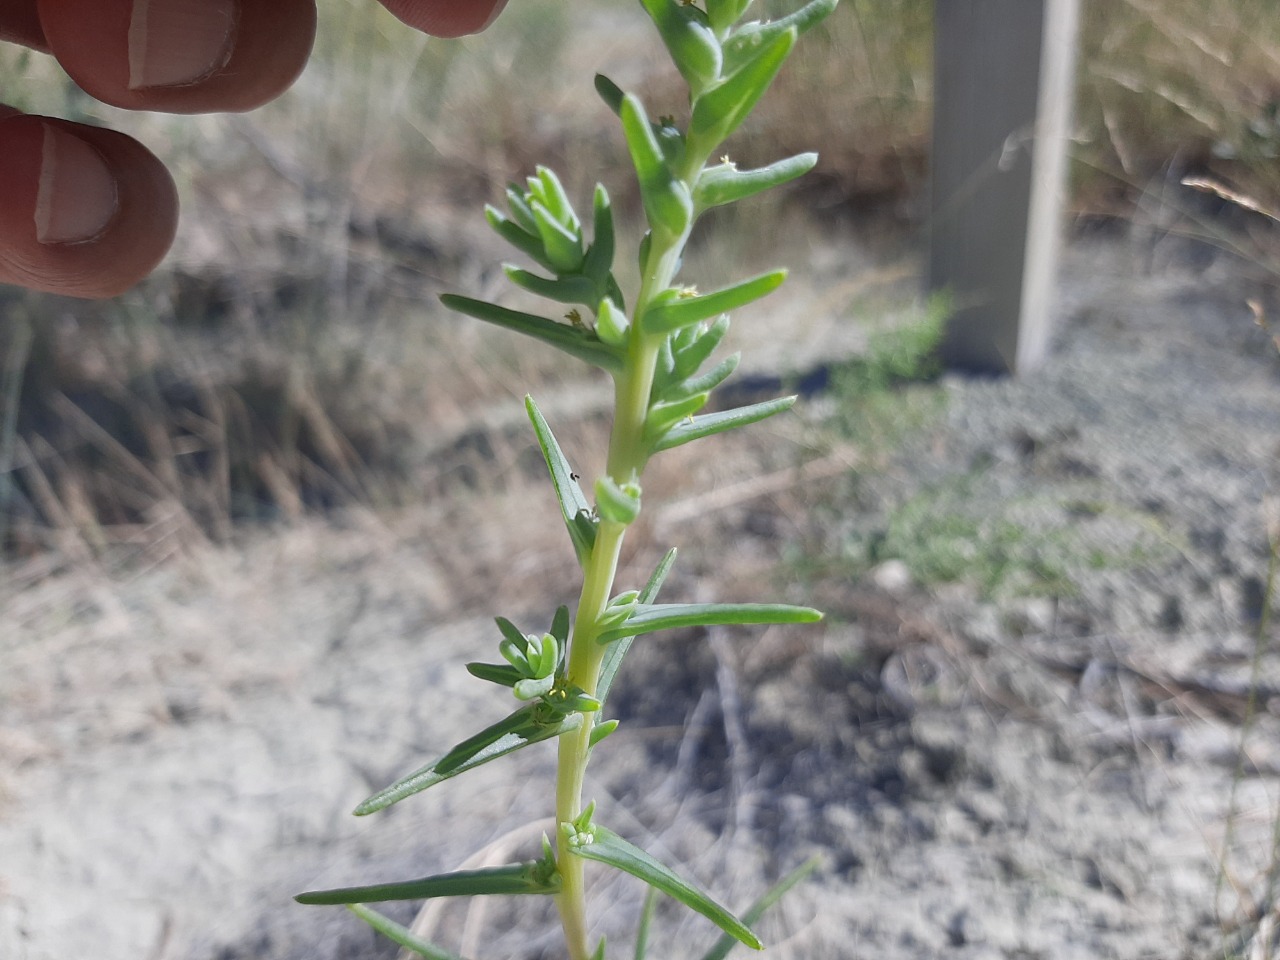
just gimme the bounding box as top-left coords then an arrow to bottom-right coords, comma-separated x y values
378,0 -> 511,38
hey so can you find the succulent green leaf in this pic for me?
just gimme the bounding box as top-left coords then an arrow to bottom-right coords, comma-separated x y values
354,707 -> 584,815
723,0 -> 837,77
699,858 -> 821,960
595,476 -> 642,525
673,322 -> 702,353
589,717 -> 620,747
644,393 -> 710,446
570,509 -> 601,563
706,0 -> 753,36
596,591 -> 639,630
597,548 -> 678,709
689,28 -> 796,155
582,184 -> 617,289
535,166 -> 580,231
595,73 -> 626,115
504,266 -> 599,306
656,119 -> 687,171
441,295 -> 622,372
621,94 -> 693,239
562,689 -> 603,713
514,674 -> 557,701
486,206 -> 557,272
505,185 -> 540,234
606,275 -> 627,312
534,634 -> 561,677
591,937 -> 608,960
495,616 -> 529,650
652,395 -> 795,453
550,605 -> 571,644
532,200 -> 586,273
599,601 -> 822,643
640,0 -> 723,93
694,153 -> 818,211
567,825 -> 763,951
597,297 -> 630,348
526,395 -> 598,567
465,661 -> 523,687
296,861 -> 561,906
671,314 -> 731,382
499,637 -> 531,672
643,271 -> 786,334
345,905 -> 469,960
661,354 -> 740,402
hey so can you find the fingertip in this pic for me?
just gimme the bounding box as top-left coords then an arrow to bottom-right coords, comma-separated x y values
0,115 -> 178,298
0,2 -> 49,51
39,0 -> 317,114
378,0 -> 511,38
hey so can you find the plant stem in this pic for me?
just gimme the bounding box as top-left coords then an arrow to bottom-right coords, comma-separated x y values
554,223 -> 690,960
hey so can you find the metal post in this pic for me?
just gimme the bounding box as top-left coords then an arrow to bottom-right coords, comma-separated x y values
928,0 -> 1080,375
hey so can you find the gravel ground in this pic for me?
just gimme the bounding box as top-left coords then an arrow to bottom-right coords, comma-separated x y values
1,235 -> 1279,960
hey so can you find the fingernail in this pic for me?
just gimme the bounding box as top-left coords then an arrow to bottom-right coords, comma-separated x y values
34,124 -> 120,245
128,0 -> 238,90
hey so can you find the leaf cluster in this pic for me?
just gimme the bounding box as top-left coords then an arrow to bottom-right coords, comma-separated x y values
451,0 -> 838,471
298,2 -> 838,957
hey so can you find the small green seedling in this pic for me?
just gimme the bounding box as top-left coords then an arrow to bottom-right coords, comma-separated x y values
297,2 -> 837,957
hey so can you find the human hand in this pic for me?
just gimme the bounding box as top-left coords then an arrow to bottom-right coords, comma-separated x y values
0,0 -> 511,298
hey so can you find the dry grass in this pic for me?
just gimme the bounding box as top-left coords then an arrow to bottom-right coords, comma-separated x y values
4,0 -> 1280,568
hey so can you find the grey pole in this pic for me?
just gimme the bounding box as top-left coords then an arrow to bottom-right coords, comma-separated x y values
928,0 -> 1080,375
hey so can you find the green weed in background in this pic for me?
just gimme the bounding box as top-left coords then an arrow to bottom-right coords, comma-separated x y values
821,295 -> 947,453
295,3 -> 834,958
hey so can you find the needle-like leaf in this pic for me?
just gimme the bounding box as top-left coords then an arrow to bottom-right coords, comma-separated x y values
297,861 -> 561,905
672,314 -> 731,381
621,93 -> 693,239
722,0 -> 837,77
635,886 -> 661,960
465,662 -> 523,687
354,707 -> 584,815
698,858 -> 822,960
661,354 -> 740,402
597,548 -> 677,707
504,266 -> 598,306
651,396 -> 795,453
642,271 -> 786,334
346,904 -> 470,960
527,395 -> 599,565
441,295 -> 622,372
694,154 -> 818,212
599,601 -> 822,643
689,28 -> 795,155
640,0 -> 723,93
567,825 -> 762,951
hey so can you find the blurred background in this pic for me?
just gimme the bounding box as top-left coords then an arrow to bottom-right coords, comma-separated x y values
2,3 -> 1280,959
2,0 -> 1279,562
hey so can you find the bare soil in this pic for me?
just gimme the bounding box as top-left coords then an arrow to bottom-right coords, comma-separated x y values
2,233 -> 1279,960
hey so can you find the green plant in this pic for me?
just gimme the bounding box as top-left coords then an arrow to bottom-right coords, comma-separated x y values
295,2 -> 834,958
823,296 -> 947,452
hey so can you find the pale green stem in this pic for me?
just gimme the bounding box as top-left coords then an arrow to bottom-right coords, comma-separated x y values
553,227 -> 690,960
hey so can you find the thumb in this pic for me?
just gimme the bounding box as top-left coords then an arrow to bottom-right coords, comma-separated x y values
0,112 -> 177,298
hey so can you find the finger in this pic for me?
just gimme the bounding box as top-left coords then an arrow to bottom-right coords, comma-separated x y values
37,0 -> 317,114
0,0 -> 47,50
0,112 -> 177,298
378,0 -> 511,38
